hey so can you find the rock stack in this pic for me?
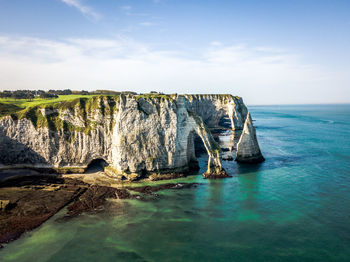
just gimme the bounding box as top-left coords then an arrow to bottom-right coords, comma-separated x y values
235,113 -> 265,163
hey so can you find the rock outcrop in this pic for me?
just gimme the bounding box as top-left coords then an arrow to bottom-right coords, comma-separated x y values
235,113 -> 265,163
0,94 -> 263,179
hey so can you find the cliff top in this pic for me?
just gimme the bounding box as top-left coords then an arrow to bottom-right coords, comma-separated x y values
0,93 -> 242,118
0,95 -> 97,117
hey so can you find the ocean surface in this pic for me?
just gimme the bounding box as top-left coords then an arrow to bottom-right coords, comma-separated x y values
1,104 -> 350,262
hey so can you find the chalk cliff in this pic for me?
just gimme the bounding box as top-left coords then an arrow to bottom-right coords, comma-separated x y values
0,94 -> 263,180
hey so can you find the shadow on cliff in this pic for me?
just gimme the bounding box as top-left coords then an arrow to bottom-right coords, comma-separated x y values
0,128 -> 56,184
0,128 -> 49,167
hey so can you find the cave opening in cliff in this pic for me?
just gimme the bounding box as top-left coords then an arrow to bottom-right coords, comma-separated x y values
85,159 -> 108,173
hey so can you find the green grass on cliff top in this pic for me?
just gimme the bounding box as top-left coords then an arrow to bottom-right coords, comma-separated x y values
0,95 -> 97,117
0,93 -> 241,118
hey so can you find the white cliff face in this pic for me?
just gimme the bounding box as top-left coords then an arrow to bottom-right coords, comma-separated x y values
0,95 -> 233,179
110,95 -> 224,179
0,94 -> 263,179
235,113 -> 265,163
0,97 -> 115,170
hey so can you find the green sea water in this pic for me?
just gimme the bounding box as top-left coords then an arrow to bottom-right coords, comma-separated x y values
1,104 -> 350,262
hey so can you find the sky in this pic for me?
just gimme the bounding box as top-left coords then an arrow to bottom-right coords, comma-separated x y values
0,0 -> 349,104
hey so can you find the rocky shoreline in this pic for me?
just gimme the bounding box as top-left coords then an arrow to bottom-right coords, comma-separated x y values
0,171 -> 197,249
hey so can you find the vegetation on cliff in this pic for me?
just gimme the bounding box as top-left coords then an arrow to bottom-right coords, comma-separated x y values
185,94 -> 241,103
136,93 -> 177,101
0,95 -> 96,117
0,92 -> 241,118
0,95 -> 120,142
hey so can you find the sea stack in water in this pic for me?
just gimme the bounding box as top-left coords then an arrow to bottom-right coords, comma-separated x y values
235,113 -> 265,163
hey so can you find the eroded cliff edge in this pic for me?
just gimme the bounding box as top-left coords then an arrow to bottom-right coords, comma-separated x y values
0,94 -> 263,180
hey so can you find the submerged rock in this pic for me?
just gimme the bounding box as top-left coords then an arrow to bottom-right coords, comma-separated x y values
0,174 -> 201,247
235,113 -> 265,163
0,176 -> 87,245
66,185 -> 131,216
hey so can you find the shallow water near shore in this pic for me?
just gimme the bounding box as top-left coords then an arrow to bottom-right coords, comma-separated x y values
1,104 -> 350,262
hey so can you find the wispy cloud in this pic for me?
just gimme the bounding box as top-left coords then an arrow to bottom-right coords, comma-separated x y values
210,41 -> 222,47
0,35 -> 348,104
60,0 -> 100,20
139,22 -> 157,27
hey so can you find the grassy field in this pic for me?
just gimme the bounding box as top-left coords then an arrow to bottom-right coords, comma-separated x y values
0,95 -> 97,117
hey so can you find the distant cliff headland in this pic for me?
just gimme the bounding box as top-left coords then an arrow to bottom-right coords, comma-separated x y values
0,91 -> 264,180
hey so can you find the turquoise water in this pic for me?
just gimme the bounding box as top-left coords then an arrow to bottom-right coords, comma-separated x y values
1,104 -> 350,262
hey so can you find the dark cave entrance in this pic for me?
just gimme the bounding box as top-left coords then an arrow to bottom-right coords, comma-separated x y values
186,131 -> 206,172
85,159 -> 108,173
193,133 -> 207,157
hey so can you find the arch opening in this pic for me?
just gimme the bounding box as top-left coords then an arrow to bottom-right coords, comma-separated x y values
216,115 -> 236,156
193,132 -> 207,157
85,158 -> 108,173
186,132 -> 203,171
188,119 -> 227,176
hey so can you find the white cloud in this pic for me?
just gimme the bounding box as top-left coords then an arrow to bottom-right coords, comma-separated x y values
0,35 -> 349,104
139,22 -> 157,27
60,0 -> 100,20
210,41 -> 222,46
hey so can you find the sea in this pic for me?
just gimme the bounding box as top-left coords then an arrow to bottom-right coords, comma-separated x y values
1,104 -> 350,262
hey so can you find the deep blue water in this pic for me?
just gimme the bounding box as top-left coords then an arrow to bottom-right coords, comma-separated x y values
1,104 -> 350,262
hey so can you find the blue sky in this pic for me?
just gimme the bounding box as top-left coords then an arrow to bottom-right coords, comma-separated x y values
0,0 -> 349,104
